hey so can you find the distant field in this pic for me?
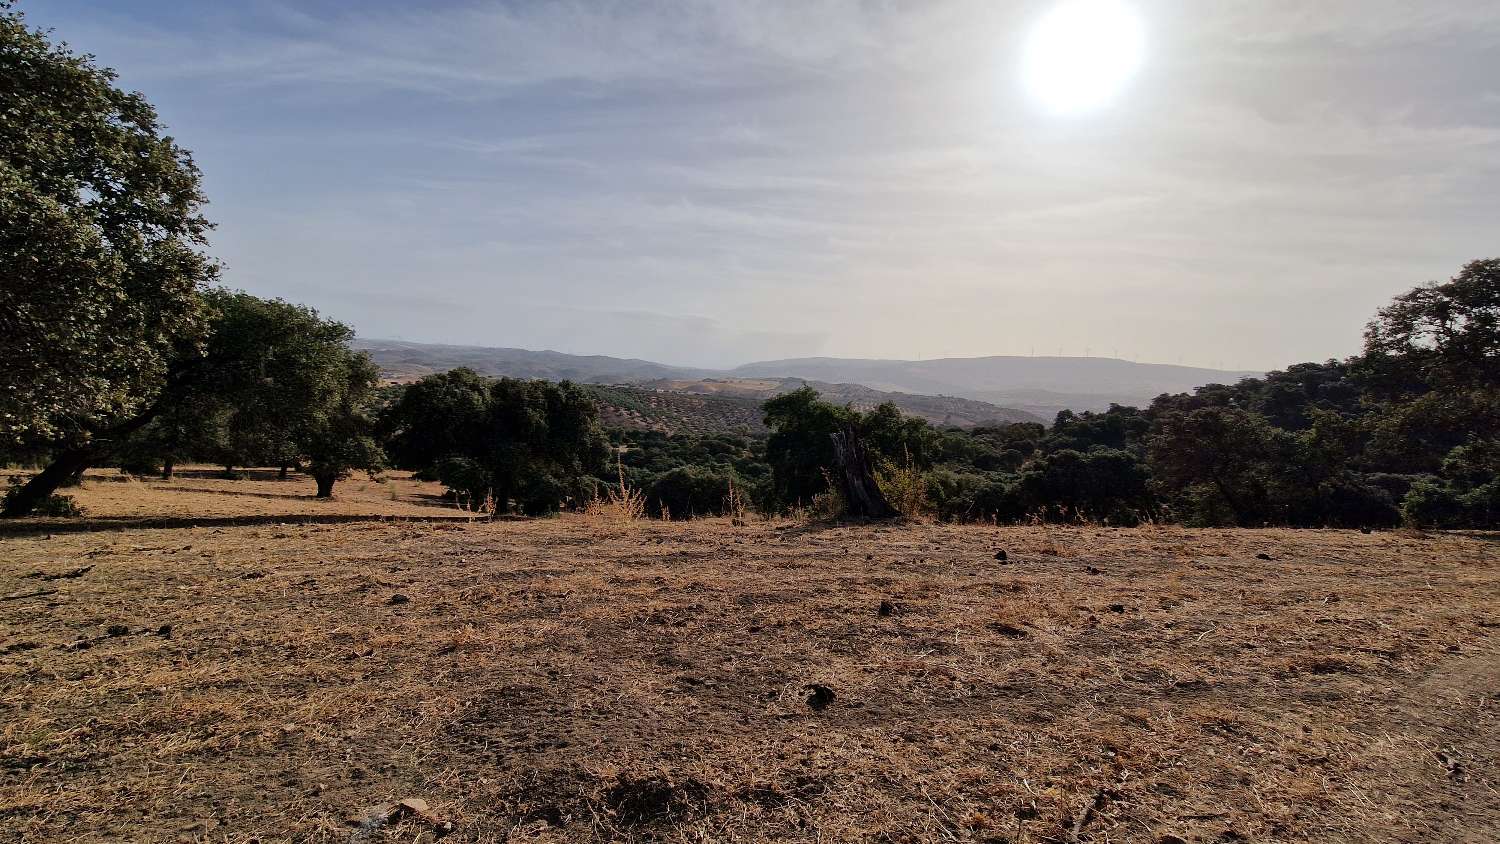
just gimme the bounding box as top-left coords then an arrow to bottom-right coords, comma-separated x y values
1,476 -> 1496,842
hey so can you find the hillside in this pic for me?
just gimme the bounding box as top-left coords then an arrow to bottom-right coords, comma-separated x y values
584,385 -> 767,436
641,379 -> 1046,427
356,339 -> 1257,420
582,380 -> 1043,437
353,339 -> 711,384
358,340 -> 1049,432
732,356 -> 1263,417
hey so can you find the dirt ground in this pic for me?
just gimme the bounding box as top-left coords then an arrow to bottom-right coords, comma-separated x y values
1,473 -> 1498,842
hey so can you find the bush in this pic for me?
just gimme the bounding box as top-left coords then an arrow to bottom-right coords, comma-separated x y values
876,459 -> 928,519
646,467 -> 732,520
1401,480 -> 1464,528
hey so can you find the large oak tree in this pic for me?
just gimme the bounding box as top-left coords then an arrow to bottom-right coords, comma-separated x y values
1,4 -> 217,515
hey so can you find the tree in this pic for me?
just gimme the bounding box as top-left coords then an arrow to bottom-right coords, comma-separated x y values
763,387 -> 852,506
1147,407 -> 1286,526
762,388 -> 922,518
186,292 -> 384,496
1017,448 -> 1152,524
1362,258 -> 1500,397
1044,405 -> 1151,455
377,368 -> 492,475
1,6 -> 217,515
646,466 -> 733,519
301,349 -> 384,497
96,291 -> 383,497
482,378 -> 609,514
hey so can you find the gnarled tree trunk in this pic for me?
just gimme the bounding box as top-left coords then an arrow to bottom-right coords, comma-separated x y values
830,424 -> 898,520
313,471 -> 336,498
1,447 -> 94,517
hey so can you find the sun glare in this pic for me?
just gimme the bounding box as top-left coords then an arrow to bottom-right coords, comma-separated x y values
1022,0 -> 1145,115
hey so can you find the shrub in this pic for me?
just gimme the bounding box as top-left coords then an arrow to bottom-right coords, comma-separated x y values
647,467 -> 732,520
1401,480 -> 1464,528
876,457 -> 928,519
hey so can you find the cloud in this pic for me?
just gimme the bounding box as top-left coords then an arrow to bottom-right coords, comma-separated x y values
26,0 -> 1500,370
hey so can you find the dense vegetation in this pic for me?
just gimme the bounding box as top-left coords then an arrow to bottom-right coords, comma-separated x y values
2,6 -> 1496,528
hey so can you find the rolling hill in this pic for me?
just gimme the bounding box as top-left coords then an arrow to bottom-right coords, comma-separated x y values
730,356 -> 1263,417
355,339 -> 1258,426
352,339 -> 711,384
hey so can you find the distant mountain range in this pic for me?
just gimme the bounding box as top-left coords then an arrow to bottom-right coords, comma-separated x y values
355,339 -> 709,384
353,339 -> 1262,424
729,356 -> 1263,417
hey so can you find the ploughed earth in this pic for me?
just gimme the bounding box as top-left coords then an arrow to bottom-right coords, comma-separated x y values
0,471 -> 1497,842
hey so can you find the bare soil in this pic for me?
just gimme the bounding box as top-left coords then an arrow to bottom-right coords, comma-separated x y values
1,472 -> 1497,842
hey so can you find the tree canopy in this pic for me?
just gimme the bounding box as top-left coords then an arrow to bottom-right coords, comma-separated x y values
0,5 -> 216,448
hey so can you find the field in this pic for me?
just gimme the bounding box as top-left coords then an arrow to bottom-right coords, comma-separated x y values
1,473 -> 1498,842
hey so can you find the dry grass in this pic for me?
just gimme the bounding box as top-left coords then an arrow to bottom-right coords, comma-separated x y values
0,466 -> 464,526
0,479 -> 1498,842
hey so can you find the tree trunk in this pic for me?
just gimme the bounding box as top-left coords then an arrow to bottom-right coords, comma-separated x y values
222,464 -> 235,479
830,424 -> 899,520
2,389 -> 172,517
161,459 -> 174,480
62,465 -> 87,487
1,447 -> 94,518
278,464 -> 290,480
314,471 -> 336,498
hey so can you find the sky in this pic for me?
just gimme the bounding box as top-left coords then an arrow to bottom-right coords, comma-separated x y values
23,0 -> 1500,370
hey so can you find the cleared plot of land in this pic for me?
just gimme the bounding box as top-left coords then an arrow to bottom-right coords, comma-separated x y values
0,500 -> 1497,842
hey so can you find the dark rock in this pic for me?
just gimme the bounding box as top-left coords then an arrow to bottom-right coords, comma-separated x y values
804,684 -> 836,711
994,550 -> 1008,562
1107,603 -> 1126,613
1359,527 -> 1373,534
1085,566 -> 1102,575
106,624 -> 130,637
878,600 -> 900,617
387,593 -> 411,605
157,624 -> 173,638
1254,553 -> 1273,561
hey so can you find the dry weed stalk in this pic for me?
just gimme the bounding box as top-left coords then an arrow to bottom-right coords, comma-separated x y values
725,476 -> 749,526
453,488 -> 497,522
584,452 -> 647,523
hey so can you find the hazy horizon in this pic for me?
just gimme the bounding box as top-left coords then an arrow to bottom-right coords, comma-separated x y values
27,1 -> 1500,369
356,335 -> 1266,375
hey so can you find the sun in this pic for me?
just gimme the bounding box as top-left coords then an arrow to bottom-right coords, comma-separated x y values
1022,0 -> 1145,116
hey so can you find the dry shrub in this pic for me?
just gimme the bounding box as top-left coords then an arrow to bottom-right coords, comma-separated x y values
725,477 -> 749,527
453,488 -> 497,521
584,454 -> 646,524
876,452 -> 928,520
